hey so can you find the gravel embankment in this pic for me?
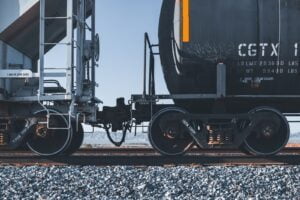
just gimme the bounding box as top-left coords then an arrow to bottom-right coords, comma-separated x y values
0,166 -> 299,199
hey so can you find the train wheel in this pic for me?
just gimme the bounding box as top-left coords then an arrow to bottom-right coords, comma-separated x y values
244,107 -> 290,156
63,122 -> 84,155
26,110 -> 73,157
149,107 -> 194,156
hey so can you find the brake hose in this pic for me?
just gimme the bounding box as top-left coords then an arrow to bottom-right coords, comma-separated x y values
104,123 -> 129,147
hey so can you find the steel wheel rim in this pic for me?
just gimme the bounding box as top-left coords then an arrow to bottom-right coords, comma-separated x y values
26,109 -> 72,156
244,107 -> 290,156
149,107 -> 194,156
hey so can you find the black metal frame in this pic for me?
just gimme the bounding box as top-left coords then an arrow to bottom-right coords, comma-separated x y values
142,33 -> 160,97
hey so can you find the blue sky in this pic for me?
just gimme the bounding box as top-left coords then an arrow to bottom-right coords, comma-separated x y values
94,0 -> 167,106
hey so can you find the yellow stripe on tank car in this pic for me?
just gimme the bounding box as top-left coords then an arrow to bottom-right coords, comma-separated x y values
182,0 -> 190,43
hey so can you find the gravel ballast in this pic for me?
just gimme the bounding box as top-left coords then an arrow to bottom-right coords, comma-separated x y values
0,166 -> 299,199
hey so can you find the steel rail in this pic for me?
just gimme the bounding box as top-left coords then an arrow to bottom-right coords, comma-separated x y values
0,147 -> 299,166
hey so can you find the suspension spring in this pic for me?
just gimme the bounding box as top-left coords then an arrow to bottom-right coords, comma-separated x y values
0,132 -> 8,145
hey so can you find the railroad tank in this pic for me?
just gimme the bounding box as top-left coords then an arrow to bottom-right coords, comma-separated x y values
159,0 -> 300,113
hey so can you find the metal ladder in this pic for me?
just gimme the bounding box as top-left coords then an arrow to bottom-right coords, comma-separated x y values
38,0 -> 93,129
39,0 -> 88,98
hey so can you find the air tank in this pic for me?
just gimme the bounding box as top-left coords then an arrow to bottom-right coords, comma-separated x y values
159,0 -> 300,113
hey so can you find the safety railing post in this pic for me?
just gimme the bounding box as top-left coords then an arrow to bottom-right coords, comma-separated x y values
39,0 -> 45,96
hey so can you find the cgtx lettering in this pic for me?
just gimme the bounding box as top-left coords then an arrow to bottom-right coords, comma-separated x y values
238,43 -> 287,57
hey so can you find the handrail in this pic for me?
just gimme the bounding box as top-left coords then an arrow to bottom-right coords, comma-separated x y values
143,33 -> 159,97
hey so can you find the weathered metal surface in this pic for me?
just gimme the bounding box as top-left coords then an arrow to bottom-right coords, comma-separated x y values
0,0 -> 93,59
0,0 -> 39,34
159,0 -> 300,113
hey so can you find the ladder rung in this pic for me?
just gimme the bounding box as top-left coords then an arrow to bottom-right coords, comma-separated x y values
42,42 -> 71,46
43,72 -> 67,78
44,67 -> 70,70
44,16 -> 71,20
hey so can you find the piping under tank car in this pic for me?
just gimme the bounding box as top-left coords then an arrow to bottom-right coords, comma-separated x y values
0,0 -> 298,157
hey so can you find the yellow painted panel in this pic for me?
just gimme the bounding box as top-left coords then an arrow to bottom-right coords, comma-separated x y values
182,0 -> 190,42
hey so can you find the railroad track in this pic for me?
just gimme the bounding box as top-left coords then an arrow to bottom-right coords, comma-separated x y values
0,147 -> 300,166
